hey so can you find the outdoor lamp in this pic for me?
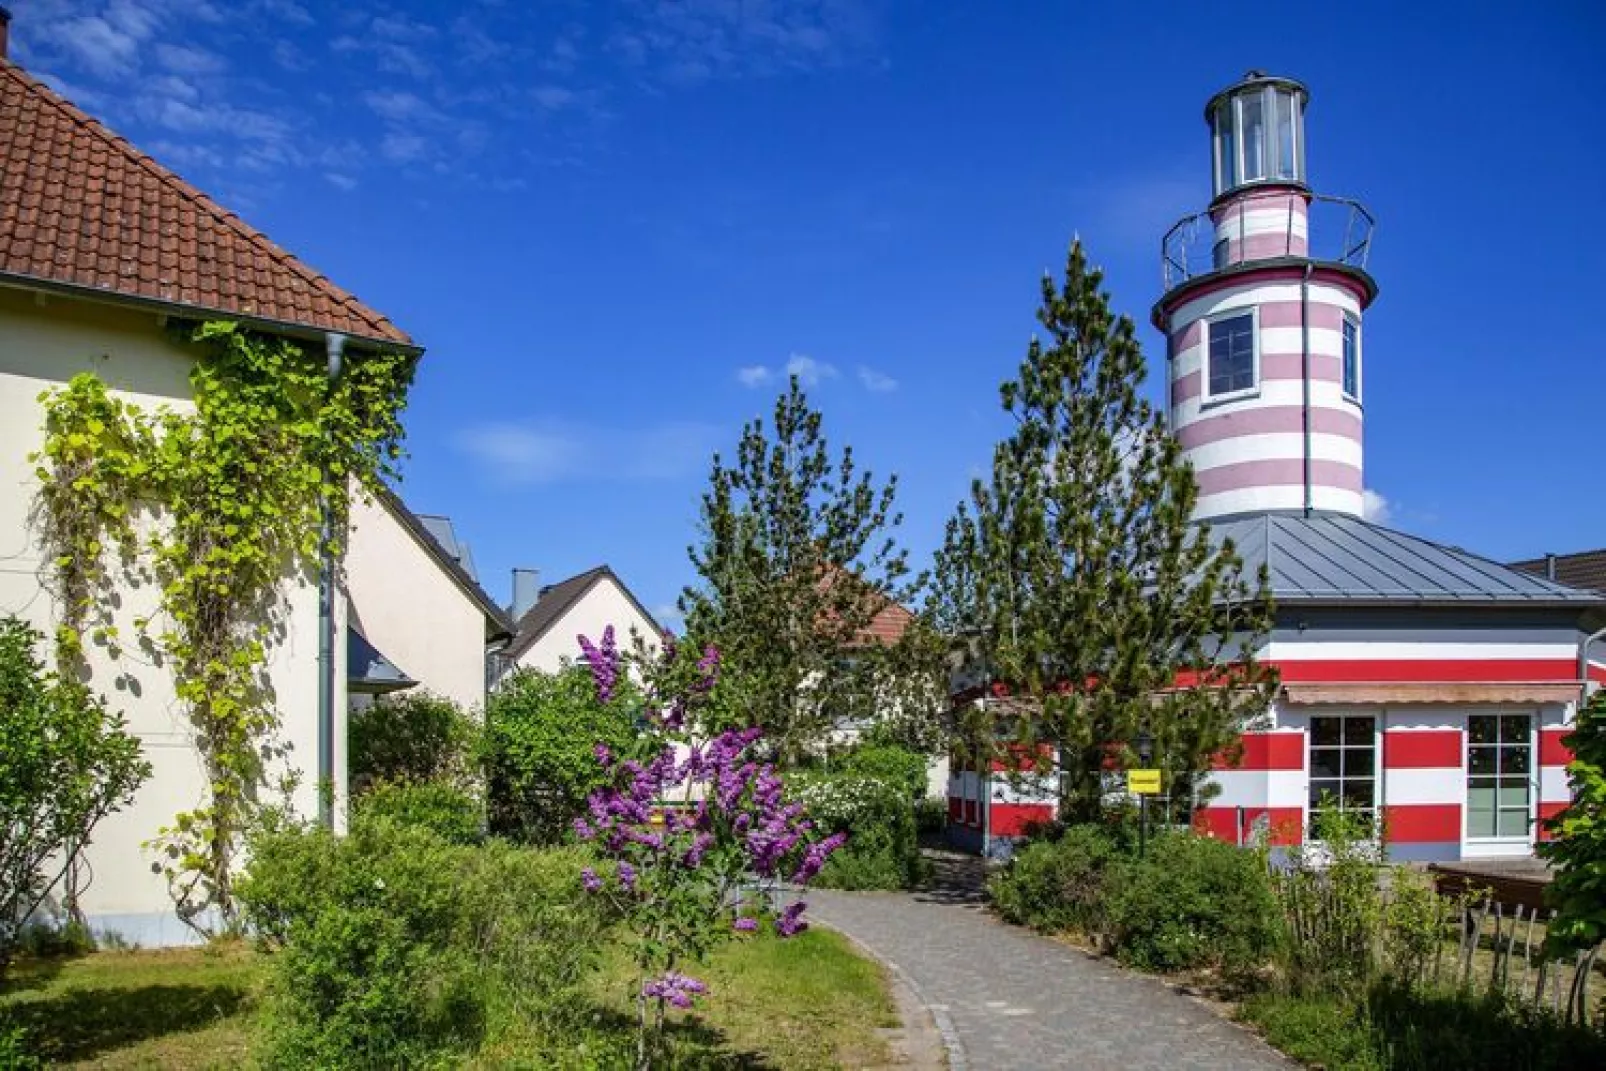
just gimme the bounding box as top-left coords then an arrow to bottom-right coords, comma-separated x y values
1135,727 -> 1154,765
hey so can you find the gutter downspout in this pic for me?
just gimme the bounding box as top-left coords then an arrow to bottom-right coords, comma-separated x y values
1300,262 -> 1314,516
1580,625 -> 1606,704
317,332 -> 347,829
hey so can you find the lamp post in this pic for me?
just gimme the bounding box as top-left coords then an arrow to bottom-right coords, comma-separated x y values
1135,726 -> 1154,858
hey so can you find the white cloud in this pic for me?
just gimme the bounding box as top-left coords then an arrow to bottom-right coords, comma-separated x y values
362,89 -> 439,124
380,132 -> 428,163
784,353 -> 837,386
532,84 -> 577,111
651,603 -> 685,629
154,42 -> 225,75
456,420 -> 718,486
1362,488 -> 1392,525
324,172 -> 357,191
735,365 -> 772,388
857,366 -> 897,392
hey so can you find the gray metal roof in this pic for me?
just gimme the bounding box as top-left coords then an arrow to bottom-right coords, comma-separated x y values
416,513 -> 480,583
347,627 -> 416,694
1201,512 -> 1606,607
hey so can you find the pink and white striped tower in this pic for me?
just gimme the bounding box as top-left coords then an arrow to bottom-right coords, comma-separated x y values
1153,73 -> 1378,521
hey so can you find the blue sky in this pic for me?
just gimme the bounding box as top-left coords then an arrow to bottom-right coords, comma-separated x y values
13,1 -> 1606,625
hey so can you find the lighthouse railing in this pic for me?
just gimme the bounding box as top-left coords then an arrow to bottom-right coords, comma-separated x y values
1161,193 -> 1375,292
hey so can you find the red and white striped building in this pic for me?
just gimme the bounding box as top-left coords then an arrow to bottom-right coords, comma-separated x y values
947,72 -> 1606,860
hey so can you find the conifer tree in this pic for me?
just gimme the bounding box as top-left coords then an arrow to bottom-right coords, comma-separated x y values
932,241 -> 1276,821
682,378 -> 942,763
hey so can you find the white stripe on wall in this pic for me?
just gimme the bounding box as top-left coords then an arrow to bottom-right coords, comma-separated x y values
1187,433 -> 1364,475
1267,642 -> 1583,663
1168,280 -> 1363,328
1173,379 -> 1358,425
1194,484 -> 1363,519
1384,767 -> 1466,806
1540,766 -> 1571,803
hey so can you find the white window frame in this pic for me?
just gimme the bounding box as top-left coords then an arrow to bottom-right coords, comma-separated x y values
1341,313 -> 1362,403
1202,306 -> 1260,404
1463,710 -> 1538,853
1305,711 -> 1382,841
1215,86 -> 1303,195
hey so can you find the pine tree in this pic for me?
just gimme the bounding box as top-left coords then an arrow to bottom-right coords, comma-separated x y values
682,377 -> 941,764
932,241 -> 1276,822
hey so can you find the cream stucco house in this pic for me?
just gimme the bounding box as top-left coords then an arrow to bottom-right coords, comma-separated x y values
0,49 -> 504,944
496,565 -> 664,679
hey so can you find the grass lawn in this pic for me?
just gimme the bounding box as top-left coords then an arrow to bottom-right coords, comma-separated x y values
0,929 -> 895,1070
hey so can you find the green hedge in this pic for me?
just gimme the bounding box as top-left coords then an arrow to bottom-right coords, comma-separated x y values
353,779 -> 484,845
988,824 -> 1119,933
239,815 -> 606,1069
789,773 -> 924,890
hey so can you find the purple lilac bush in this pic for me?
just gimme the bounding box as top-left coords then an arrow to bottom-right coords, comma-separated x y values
571,626 -> 845,1068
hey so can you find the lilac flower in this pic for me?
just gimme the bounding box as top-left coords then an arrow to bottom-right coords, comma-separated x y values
580,867 -> 603,894
776,900 -> 809,938
573,817 -> 595,841
594,743 -> 613,768
733,916 -> 758,933
642,971 -> 709,1009
682,832 -> 714,868
617,862 -> 637,891
792,830 -> 848,884
577,625 -> 620,703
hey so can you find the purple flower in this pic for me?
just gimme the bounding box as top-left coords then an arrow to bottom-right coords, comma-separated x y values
573,817 -> 595,841
643,971 -> 709,1009
617,862 -> 637,891
792,831 -> 848,884
580,867 -> 603,894
682,832 -> 714,869
594,743 -> 613,768
577,625 -> 620,703
776,900 -> 808,938
733,916 -> 758,933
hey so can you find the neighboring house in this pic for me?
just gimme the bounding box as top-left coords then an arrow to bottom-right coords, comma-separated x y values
0,39 -> 435,942
344,490 -> 514,712
1511,550 -> 1606,597
497,565 -> 663,678
948,72 -> 1606,860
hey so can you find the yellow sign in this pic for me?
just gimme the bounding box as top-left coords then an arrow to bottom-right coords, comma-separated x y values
1127,769 -> 1162,795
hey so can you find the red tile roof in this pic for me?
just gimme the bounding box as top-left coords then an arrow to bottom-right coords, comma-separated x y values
0,59 -> 413,347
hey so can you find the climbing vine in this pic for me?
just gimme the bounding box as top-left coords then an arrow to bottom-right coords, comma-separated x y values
32,321 -> 413,933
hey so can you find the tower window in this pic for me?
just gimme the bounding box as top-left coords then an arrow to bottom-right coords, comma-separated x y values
1206,311 -> 1257,399
1341,315 -> 1361,400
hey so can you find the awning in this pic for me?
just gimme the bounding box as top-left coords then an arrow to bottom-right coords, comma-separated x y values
348,627 -> 417,695
1282,681 -> 1581,706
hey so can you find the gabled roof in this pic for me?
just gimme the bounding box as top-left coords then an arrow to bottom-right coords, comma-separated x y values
416,514 -> 478,583
1509,549 -> 1606,597
375,488 -> 515,642
1201,512 -> 1606,609
505,565 -> 663,662
0,58 -> 413,348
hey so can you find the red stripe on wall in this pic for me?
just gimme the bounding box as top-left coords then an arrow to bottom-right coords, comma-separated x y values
1213,732 -> 1304,771
1193,805 -> 1303,846
1275,659 -> 1581,684
1540,728 -> 1574,768
1538,800 -> 1568,842
989,803 -> 1057,838
1384,803 -> 1461,843
1383,731 -> 1463,769
948,797 -> 963,822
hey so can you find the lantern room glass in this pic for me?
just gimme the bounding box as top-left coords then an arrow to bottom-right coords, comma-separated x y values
1212,82 -> 1304,197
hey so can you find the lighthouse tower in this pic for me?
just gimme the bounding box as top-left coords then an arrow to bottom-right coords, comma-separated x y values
1153,73 -> 1377,521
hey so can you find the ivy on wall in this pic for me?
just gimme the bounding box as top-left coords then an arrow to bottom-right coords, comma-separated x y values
31,321 -> 413,933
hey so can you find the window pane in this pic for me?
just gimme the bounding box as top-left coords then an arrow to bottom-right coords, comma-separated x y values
1500,715 -> 1531,745
1217,103 -> 1237,191
1207,314 -> 1255,396
1469,716 -> 1499,745
1499,777 -> 1530,809
1275,89 -> 1297,179
1310,748 -> 1341,779
1342,780 -> 1374,809
1310,717 -> 1342,747
1241,91 -> 1266,180
1345,748 -> 1375,778
1344,717 -> 1375,746
1468,805 -> 1497,838
1468,747 -> 1497,775
1310,779 -> 1340,809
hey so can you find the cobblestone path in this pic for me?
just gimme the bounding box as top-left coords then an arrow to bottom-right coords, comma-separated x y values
805,854 -> 1291,1071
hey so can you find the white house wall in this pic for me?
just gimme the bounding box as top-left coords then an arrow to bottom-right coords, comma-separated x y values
0,289 -> 339,945
511,576 -> 661,675
344,493 -> 488,712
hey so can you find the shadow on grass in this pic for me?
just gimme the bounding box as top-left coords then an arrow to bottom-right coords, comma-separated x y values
0,980 -> 250,1064
1364,980 -> 1606,1071
572,1004 -> 779,1070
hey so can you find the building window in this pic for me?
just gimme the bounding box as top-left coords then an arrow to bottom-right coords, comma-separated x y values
1467,714 -> 1532,839
1309,715 -> 1376,833
1207,311 -> 1257,399
1341,314 -> 1361,400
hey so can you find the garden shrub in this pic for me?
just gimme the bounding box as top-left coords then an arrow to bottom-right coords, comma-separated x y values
1103,831 -> 1279,973
353,778 -> 483,845
988,824 -> 1118,933
238,814 -> 607,1069
790,774 -> 923,890
915,795 -> 948,835
835,743 -> 929,801
0,615 -> 148,975
348,692 -> 478,794
482,666 -> 640,844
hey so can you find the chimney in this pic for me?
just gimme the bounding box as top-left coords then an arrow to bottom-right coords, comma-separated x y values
510,568 -> 541,620
0,7 -> 12,61
1545,553 -> 1557,581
